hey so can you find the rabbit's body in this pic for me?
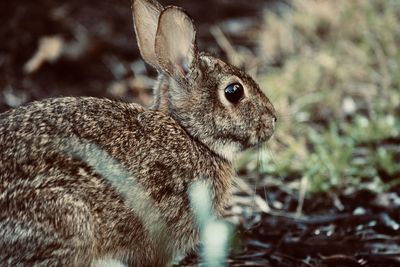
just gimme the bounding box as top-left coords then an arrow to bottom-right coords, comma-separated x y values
0,0 -> 276,266
0,97 -> 232,266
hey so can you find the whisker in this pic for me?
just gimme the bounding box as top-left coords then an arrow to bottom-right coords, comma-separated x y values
259,140 -> 273,213
262,142 -> 278,168
253,143 -> 261,211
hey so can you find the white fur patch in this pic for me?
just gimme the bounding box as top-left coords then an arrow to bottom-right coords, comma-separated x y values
211,142 -> 240,162
91,258 -> 127,267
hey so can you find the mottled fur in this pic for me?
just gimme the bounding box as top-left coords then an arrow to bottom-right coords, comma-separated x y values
0,0 -> 276,266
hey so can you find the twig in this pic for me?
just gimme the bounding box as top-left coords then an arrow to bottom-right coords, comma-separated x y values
234,177 -> 271,213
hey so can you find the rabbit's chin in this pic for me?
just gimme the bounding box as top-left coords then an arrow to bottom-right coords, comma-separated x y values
210,132 -> 274,162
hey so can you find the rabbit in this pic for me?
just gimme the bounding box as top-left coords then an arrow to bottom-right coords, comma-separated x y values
0,0 -> 276,266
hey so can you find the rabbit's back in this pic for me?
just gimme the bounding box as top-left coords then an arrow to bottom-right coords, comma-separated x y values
0,96 -> 192,178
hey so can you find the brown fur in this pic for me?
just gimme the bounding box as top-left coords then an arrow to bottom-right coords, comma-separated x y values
0,0 -> 276,266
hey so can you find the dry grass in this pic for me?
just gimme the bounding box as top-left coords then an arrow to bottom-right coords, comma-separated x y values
233,0 -> 400,194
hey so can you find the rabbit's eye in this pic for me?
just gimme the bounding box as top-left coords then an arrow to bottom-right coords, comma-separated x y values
224,83 -> 244,104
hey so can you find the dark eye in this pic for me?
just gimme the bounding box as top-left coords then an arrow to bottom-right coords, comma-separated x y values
224,83 -> 244,104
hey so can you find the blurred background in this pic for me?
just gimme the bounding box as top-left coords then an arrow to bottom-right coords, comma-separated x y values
1,0 -> 399,266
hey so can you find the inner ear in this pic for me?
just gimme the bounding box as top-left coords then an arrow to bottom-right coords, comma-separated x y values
132,0 -> 163,68
155,6 -> 197,78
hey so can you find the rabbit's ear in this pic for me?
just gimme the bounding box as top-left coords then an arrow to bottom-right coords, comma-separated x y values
132,0 -> 163,68
155,7 -> 196,79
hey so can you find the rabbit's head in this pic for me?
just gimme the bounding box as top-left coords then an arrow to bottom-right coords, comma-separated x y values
133,0 -> 276,162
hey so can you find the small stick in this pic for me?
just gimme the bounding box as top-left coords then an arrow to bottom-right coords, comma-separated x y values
234,177 -> 271,213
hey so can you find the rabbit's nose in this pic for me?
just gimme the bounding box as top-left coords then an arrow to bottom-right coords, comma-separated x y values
272,115 -> 277,129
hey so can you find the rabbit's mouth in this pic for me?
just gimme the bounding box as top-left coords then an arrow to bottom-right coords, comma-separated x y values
209,128 -> 274,162
222,125 -> 274,150
250,125 -> 275,147
227,128 -> 274,153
